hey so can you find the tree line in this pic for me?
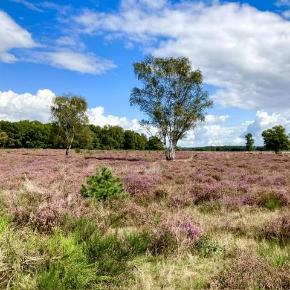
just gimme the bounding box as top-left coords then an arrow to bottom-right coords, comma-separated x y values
0,120 -> 164,151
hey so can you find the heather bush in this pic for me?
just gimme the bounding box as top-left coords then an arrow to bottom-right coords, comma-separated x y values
122,172 -> 160,198
211,250 -> 290,289
261,214 -> 290,244
7,184 -> 71,233
150,216 -> 203,255
81,167 -> 127,200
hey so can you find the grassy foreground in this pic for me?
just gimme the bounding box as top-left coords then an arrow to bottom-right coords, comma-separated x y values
0,149 -> 290,289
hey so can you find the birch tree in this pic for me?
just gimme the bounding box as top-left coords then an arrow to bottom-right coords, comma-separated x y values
130,56 -> 212,160
51,95 -> 88,156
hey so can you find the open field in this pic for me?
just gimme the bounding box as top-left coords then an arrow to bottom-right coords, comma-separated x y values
0,149 -> 290,289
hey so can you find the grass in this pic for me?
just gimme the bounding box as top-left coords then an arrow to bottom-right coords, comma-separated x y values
0,150 -> 289,289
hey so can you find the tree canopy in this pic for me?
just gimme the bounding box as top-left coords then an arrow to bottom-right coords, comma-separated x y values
262,125 -> 290,153
130,56 -> 212,160
245,133 -> 255,151
51,95 -> 89,156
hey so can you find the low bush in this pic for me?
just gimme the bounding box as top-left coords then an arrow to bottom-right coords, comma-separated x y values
258,191 -> 288,210
261,214 -> 290,244
81,167 -> 127,200
211,250 -> 290,289
70,217 -> 152,286
196,235 -> 224,258
149,216 -> 203,255
37,232 -> 97,290
10,189 -> 70,233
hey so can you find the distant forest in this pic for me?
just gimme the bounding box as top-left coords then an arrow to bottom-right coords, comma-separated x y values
184,146 -> 266,152
0,120 -> 164,150
0,120 -> 268,151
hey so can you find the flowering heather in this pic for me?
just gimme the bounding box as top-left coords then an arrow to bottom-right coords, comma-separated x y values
261,214 -> 290,243
0,149 -> 289,289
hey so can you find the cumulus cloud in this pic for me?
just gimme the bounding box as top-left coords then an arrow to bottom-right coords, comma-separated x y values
179,115 -> 249,147
0,89 -> 55,122
0,10 -> 36,62
74,0 -> 290,111
88,107 -> 139,129
244,110 -> 290,145
29,50 -> 116,74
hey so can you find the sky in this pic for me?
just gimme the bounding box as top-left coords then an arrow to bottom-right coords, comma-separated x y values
0,0 -> 290,147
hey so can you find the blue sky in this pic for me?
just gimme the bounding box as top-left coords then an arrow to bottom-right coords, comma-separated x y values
0,0 -> 290,146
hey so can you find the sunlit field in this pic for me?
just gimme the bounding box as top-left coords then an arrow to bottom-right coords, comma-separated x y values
0,149 -> 290,289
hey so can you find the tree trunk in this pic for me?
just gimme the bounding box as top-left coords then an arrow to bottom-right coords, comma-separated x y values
65,144 -> 71,156
165,145 -> 176,161
65,134 -> 74,156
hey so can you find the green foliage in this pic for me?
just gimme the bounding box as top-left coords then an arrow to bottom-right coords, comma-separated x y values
71,218 -> 152,285
262,125 -> 290,153
196,235 -> 224,258
51,95 -> 89,155
74,147 -> 81,153
260,192 -> 284,210
258,242 -> 290,268
245,133 -> 255,151
81,167 -> 126,200
124,130 -> 147,150
37,232 -> 97,290
130,55 -> 212,160
0,131 -> 8,147
147,136 -> 164,150
100,125 -> 125,149
0,120 -> 54,148
0,121 -> 149,150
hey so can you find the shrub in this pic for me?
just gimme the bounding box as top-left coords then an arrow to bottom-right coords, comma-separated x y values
71,217 -> 151,285
81,167 -> 126,200
122,173 -> 160,198
261,214 -> 290,244
149,216 -> 203,255
196,235 -> 224,258
37,232 -> 97,289
259,191 -> 289,210
211,250 -> 290,289
74,148 -> 81,154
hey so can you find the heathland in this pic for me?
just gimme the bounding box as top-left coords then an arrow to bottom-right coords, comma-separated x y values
0,149 -> 289,289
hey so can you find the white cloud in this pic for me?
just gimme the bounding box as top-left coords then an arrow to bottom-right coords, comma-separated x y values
0,89 -> 55,122
245,110 -> 290,145
30,50 -> 116,74
74,1 -> 290,111
179,114 -> 248,147
205,114 -> 229,124
0,10 -> 36,62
